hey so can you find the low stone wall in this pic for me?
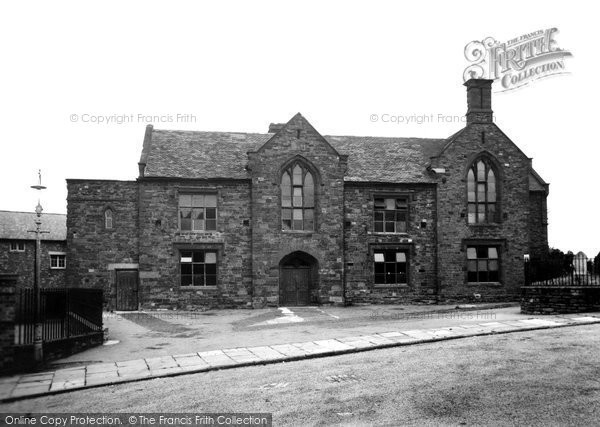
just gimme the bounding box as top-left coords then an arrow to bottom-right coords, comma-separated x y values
0,274 -> 17,373
521,286 -> 600,314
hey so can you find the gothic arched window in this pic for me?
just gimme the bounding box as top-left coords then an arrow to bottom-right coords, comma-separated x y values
281,162 -> 315,231
467,158 -> 498,224
105,208 -> 113,229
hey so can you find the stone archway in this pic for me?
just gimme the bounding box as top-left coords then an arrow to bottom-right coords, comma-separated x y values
279,251 -> 318,306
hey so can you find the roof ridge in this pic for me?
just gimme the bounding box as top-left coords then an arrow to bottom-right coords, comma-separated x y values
0,210 -> 66,216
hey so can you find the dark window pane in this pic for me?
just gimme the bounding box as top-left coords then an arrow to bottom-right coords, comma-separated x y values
181,275 -> 192,286
479,271 -> 489,282
181,264 -> 192,275
374,198 -> 385,208
489,270 -> 499,282
488,204 -> 496,222
396,198 -> 408,209
385,211 -> 395,221
206,219 -> 217,230
374,211 -> 384,221
206,264 -> 216,275
476,247 -> 487,259
375,274 -> 385,284
375,263 -> 385,274
374,222 -> 383,232
192,252 -> 204,263
282,219 -> 292,230
193,264 -> 204,275
206,275 -> 217,286
467,271 -> 478,282
206,208 -> 216,219
193,275 -> 205,286
385,222 -> 395,233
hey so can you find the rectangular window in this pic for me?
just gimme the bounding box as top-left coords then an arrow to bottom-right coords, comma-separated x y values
374,250 -> 408,285
180,250 -> 217,287
9,241 -> 25,252
467,246 -> 499,282
179,194 -> 217,231
374,197 -> 408,233
50,254 -> 66,269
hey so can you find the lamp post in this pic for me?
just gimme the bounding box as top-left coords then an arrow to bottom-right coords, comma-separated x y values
28,170 -> 48,364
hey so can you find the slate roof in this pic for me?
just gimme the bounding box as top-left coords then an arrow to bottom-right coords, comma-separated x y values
0,211 -> 67,241
143,129 -> 446,183
141,126 -> 547,188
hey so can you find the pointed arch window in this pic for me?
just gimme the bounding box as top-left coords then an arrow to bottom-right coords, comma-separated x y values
104,208 -> 113,229
467,158 -> 498,224
281,162 -> 315,231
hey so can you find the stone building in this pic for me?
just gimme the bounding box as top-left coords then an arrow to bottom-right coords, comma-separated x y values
66,79 -> 549,310
0,210 -> 67,288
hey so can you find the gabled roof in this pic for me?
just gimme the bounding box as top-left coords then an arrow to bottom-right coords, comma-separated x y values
142,128 -> 446,183
0,211 -> 67,241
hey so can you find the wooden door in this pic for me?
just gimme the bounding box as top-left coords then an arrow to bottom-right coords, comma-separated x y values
116,270 -> 138,311
280,267 -> 310,306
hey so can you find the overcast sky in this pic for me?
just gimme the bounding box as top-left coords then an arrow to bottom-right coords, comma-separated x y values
1,1 -> 598,257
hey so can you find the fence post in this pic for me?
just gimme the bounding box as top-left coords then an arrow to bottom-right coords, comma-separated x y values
0,274 -> 18,373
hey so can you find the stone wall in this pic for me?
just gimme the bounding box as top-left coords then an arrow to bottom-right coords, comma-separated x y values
137,179 -> 253,309
0,240 -> 67,288
0,274 -> 17,373
431,122 -> 531,301
528,191 -> 549,260
66,179 -> 139,309
521,286 -> 600,314
247,114 -> 347,306
344,183 -> 437,304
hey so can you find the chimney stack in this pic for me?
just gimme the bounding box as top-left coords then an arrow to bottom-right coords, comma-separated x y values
464,79 -> 494,124
268,123 -> 285,133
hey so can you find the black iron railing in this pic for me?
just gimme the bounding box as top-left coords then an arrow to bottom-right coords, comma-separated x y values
15,288 -> 103,345
525,256 -> 600,286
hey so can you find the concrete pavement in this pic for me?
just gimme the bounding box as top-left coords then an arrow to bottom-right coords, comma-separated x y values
1,312 -> 599,403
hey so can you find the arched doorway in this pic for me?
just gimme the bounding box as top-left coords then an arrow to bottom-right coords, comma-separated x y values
279,251 -> 318,306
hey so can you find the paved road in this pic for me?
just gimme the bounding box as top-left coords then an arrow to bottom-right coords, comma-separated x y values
1,311 -> 598,403
2,321 -> 600,426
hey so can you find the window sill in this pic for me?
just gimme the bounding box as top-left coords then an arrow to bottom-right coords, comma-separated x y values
180,286 -> 218,290
282,230 -> 314,235
50,267 -> 66,270
9,251 -> 25,253
372,232 -> 410,236
466,282 -> 502,287
177,230 -> 218,234
467,223 -> 500,228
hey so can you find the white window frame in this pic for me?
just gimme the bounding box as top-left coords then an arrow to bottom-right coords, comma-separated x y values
49,252 -> 67,269
9,241 -> 25,252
